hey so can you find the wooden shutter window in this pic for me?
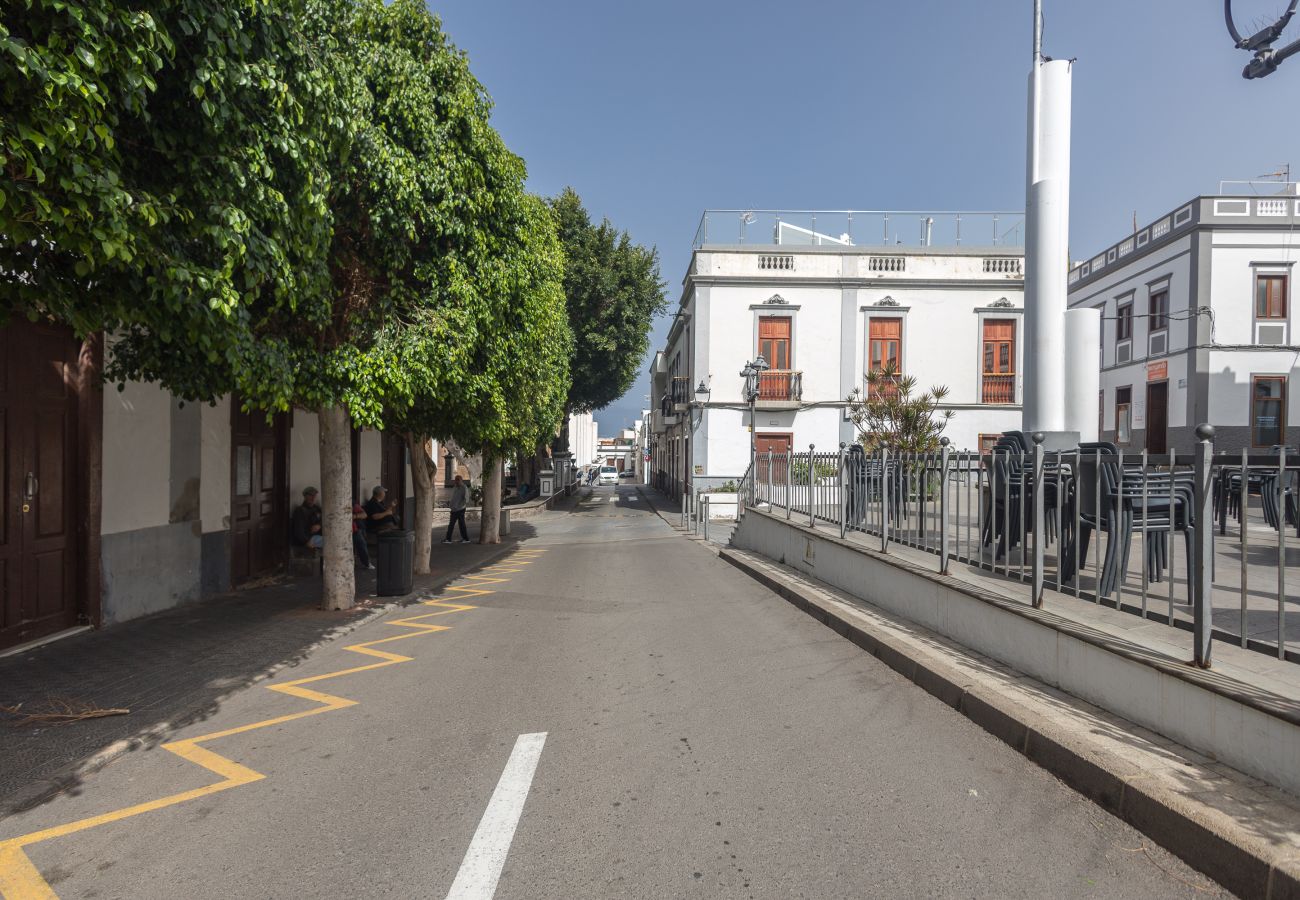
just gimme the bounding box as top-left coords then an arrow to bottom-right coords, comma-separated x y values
981,319 -> 1015,404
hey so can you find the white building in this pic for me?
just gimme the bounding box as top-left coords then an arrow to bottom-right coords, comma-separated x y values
1067,186 -> 1300,454
648,209 -> 1027,500
568,411 -> 599,468
596,434 -> 636,472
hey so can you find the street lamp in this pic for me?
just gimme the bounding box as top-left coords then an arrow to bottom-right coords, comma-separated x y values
690,379 -> 711,429
1226,0 -> 1300,78
740,355 -> 769,488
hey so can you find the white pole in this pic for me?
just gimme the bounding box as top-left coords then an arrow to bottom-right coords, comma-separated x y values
1023,2 -> 1072,435
1063,308 -> 1101,442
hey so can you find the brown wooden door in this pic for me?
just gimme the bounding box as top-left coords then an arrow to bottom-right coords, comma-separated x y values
982,319 -> 1016,404
1146,381 -> 1169,455
758,317 -> 792,400
0,320 -> 81,650
755,433 -> 793,483
380,432 -> 407,525
231,402 -> 287,584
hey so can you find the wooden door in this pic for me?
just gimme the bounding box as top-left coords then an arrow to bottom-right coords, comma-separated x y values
1146,381 -> 1169,455
755,433 -> 793,483
230,402 -> 287,584
380,432 -> 407,525
982,319 -> 1016,404
758,317 -> 792,400
0,320 -> 81,650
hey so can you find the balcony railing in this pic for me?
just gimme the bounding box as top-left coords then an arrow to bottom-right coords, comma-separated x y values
756,370 -> 803,403
670,375 -> 691,406
982,374 -> 1016,404
692,209 -> 1025,250
867,377 -> 901,402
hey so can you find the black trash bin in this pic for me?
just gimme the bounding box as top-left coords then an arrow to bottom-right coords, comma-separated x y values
376,529 -> 415,596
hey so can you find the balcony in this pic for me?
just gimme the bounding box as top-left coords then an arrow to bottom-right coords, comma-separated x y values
867,377 -> 901,402
755,370 -> 802,409
670,375 -> 691,411
982,374 -> 1016,405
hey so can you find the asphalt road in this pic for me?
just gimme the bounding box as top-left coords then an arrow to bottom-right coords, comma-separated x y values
0,485 -> 1227,899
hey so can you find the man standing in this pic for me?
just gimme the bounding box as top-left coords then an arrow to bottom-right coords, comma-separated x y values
444,474 -> 471,544
292,487 -> 323,549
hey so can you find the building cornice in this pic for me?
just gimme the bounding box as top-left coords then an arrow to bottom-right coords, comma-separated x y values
688,275 -> 1024,291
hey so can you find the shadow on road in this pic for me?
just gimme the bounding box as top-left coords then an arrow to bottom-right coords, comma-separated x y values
0,524 -> 539,819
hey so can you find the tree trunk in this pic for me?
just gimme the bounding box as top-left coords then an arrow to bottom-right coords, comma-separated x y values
479,452 -> 502,545
553,405 -> 572,456
405,432 -> 436,575
319,404 -> 355,610
444,437 -> 483,483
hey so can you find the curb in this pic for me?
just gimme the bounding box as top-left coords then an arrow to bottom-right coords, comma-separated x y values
718,547 -> 1300,900
0,541 -> 522,819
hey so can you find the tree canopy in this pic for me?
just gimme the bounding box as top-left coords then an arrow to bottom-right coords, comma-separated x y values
549,188 -> 665,415
2,0 -> 332,387
3,0 -> 576,601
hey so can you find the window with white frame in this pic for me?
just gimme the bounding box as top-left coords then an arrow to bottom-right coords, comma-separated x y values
1255,272 -> 1290,345
1115,301 -> 1134,364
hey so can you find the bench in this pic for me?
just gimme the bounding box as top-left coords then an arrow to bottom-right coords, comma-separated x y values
288,543 -> 321,577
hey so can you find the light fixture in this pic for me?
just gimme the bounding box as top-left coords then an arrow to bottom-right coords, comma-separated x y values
695,380 -> 711,404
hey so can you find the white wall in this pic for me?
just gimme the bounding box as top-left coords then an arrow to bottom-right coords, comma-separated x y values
569,412 -> 598,467
200,396 -> 231,533
688,248 -> 1026,472
289,410 -> 320,501
102,380 -> 172,535
855,289 -> 1025,409
358,429 -> 382,496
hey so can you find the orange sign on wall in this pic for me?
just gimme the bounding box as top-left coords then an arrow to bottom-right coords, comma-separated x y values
1147,361 -> 1168,382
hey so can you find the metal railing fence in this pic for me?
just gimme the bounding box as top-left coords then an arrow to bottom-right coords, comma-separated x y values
740,427 -> 1299,669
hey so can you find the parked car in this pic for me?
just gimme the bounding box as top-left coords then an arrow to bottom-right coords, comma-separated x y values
619,469 -> 635,480
598,465 -> 619,485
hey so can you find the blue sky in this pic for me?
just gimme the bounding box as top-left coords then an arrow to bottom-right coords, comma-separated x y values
434,0 -> 1300,433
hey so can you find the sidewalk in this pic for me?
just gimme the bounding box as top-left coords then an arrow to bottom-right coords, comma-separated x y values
0,534 -> 529,816
637,486 -> 736,547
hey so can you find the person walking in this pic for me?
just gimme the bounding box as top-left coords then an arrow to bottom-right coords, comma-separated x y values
444,475 -> 472,544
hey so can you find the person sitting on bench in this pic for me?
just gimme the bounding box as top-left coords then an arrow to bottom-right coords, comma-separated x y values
292,487 -> 323,549
364,485 -> 401,533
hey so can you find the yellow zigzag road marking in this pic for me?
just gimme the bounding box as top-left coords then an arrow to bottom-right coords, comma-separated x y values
0,548 -> 546,900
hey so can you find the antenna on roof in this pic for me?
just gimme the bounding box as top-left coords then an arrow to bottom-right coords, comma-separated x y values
1258,164 -> 1292,182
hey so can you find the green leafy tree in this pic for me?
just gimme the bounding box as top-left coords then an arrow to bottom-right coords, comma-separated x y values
1,0 -> 332,359
848,365 -> 953,453
107,0 -> 533,608
548,187 -> 666,438
390,193 -> 571,559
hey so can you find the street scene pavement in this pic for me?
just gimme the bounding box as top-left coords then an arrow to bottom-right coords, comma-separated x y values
0,486 -> 1224,898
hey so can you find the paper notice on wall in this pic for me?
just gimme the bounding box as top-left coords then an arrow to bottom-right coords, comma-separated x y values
1132,400 -> 1145,428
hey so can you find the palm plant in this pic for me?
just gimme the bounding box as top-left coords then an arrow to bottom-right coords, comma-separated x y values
847,364 -> 953,453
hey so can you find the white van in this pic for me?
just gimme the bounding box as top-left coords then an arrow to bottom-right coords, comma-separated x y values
598,465 -> 619,485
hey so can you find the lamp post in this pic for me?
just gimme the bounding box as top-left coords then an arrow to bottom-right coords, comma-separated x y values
692,379 -> 712,432
740,355 -> 769,488
688,380 -> 711,498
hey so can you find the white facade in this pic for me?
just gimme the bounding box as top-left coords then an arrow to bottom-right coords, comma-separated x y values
568,411 -> 599,467
649,214 -> 1027,499
1067,190 -> 1300,453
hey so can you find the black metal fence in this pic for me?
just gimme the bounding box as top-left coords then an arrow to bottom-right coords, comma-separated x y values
736,427 -> 1299,669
